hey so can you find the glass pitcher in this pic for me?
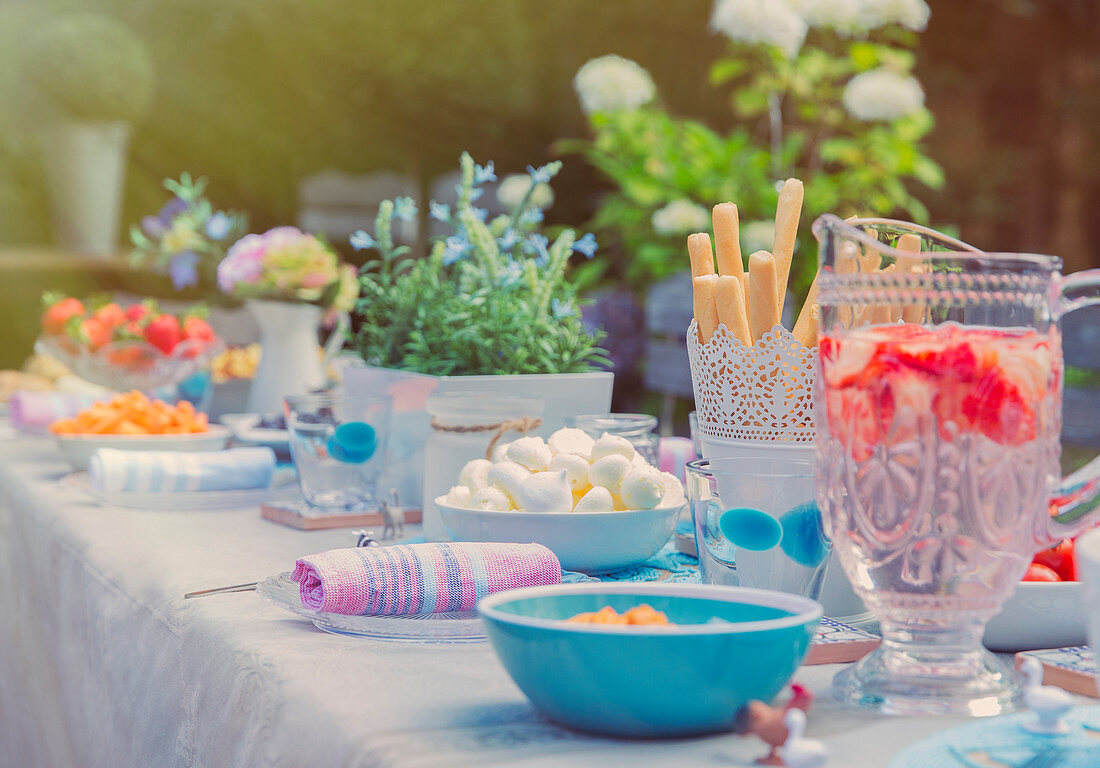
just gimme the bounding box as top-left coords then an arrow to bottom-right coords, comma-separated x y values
812,214 -> 1100,716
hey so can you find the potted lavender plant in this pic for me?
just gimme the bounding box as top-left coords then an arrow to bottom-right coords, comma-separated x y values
345,152 -> 613,507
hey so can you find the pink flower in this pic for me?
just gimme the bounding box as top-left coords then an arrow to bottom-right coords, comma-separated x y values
218,233 -> 266,291
300,271 -> 330,289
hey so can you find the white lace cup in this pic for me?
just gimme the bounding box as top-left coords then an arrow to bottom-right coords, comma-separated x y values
686,321 -> 817,443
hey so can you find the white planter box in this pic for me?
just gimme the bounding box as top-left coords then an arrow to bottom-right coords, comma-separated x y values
342,363 -> 614,511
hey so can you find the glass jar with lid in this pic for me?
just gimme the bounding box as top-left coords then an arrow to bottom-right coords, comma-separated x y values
422,392 -> 544,541
567,413 -> 659,467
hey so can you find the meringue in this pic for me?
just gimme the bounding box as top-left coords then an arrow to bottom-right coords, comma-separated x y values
516,470 -> 574,514
573,486 -> 615,513
458,458 -> 492,491
549,452 -> 591,492
444,485 -> 473,507
660,472 -> 687,506
589,454 -> 632,495
471,487 -> 511,511
491,440 -> 513,464
548,427 -> 595,458
590,432 -> 636,462
506,436 -> 553,472
487,461 -> 531,505
619,467 -> 664,510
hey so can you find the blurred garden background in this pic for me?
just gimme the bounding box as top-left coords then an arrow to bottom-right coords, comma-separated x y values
1,0 -> 1098,420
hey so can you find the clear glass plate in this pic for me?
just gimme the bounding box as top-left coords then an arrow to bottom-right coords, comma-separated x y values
256,571 -> 488,643
60,468 -> 299,511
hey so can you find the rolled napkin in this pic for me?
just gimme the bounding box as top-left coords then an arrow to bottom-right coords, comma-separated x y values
9,390 -> 104,432
293,542 -> 562,615
89,446 -> 276,493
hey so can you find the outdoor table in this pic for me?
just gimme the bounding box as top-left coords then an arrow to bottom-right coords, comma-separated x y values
0,426 -> 1069,767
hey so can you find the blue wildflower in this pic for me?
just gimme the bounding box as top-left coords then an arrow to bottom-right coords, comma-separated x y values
141,215 -> 166,238
499,259 -> 524,288
204,211 -> 232,240
350,230 -> 376,251
526,234 -> 550,266
527,164 -> 553,185
168,251 -> 200,290
519,208 -> 544,227
429,201 -> 450,222
551,297 -> 575,319
157,196 -> 188,226
457,183 -> 484,202
442,235 -> 470,266
497,229 -> 520,252
471,207 -> 489,222
474,161 -> 497,184
572,233 -> 598,259
393,196 -> 418,222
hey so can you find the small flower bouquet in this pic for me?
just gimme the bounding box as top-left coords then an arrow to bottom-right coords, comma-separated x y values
130,174 -> 248,291
350,152 -> 607,376
218,226 -> 359,319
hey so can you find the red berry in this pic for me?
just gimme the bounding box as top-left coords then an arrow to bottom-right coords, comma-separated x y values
1022,563 -> 1061,582
1033,539 -> 1076,582
80,318 -> 111,351
144,315 -> 182,355
42,297 -> 85,336
93,303 -> 126,328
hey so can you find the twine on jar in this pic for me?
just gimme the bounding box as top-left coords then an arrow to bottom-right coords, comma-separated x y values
430,416 -> 544,460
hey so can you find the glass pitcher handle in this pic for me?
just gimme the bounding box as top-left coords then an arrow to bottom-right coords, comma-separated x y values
1044,268 -> 1100,543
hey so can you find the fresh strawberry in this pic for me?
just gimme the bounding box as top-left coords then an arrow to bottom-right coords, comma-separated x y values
182,315 -> 216,345
1023,563 -> 1060,582
125,299 -> 158,323
79,318 -> 111,351
1033,539 -> 1076,582
961,369 -> 1037,445
114,320 -> 146,341
42,297 -> 85,336
144,315 -> 182,355
93,303 -> 126,329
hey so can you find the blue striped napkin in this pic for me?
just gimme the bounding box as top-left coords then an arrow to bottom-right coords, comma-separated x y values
89,447 -> 276,493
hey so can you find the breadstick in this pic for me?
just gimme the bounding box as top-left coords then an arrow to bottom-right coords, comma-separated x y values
792,271 -> 820,348
895,233 -> 925,324
747,251 -> 780,342
716,275 -> 751,346
692,274 -> 720,344
712,203 -> 743,279
772,179 -> 804,314
688,233 -> 715,279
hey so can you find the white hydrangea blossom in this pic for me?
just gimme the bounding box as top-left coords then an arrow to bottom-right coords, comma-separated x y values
573,55 -> 657,115
741,220 -> 776,256
709,0 -> 808,59
651,200 -> 711,236
496,174 -> 555,210
859,0 -> 931,31
842,68 -> 924,122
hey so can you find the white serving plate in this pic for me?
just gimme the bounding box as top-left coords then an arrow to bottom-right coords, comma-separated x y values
435,496 -> 683,574
55,425 -> 231,470
983,580 -> 1084,652
219,413 -> 290,452
59,467 -> 298,511
257,572 -> 487,643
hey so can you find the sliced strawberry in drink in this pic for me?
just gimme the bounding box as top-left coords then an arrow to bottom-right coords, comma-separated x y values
962,369 -> 1038,445
826,387 -> 879,462
820,334 -> 879,388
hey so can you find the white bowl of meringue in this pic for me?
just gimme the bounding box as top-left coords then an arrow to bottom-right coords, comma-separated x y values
435,427 -> 687,573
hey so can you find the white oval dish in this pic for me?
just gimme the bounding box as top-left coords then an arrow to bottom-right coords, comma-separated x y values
435,495 -> 683,574
54,425 -> 232,470
983,580 -> 1084,652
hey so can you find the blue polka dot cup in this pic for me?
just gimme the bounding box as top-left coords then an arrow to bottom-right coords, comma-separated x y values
687,457 -> 830,600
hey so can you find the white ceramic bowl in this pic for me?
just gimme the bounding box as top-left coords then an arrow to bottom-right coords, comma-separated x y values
983,580 -> 1084,652
435,496 -> 683,574
55,425 -> 232,470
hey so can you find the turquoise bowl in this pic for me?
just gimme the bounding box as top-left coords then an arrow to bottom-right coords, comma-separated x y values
478,583 -> 821,738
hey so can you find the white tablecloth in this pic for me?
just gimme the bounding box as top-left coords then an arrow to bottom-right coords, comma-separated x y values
0,430 -> 1017,767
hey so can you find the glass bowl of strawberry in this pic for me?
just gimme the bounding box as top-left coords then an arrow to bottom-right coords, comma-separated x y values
35,296 -> 224,392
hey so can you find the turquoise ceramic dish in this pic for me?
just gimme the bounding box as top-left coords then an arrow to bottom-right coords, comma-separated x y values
478,582 -> 822,738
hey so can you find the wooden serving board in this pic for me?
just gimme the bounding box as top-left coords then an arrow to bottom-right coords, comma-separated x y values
261,500 -> 422,530
1015,647 -> 1098,698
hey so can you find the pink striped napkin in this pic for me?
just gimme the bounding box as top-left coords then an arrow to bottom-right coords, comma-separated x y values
292,542 -> 561,615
